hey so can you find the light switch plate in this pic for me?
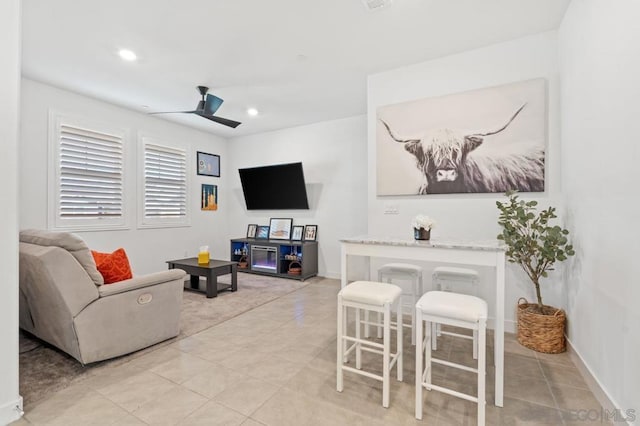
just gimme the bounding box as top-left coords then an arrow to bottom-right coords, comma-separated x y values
384,204 -> 399,215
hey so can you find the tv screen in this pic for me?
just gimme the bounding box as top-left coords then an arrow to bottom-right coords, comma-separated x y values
239,162 -> 309,210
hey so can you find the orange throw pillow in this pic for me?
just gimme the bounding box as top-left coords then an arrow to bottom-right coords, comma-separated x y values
91,248 -> 133,284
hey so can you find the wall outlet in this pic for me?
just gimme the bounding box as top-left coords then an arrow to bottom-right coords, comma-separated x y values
384,203 -> 399,215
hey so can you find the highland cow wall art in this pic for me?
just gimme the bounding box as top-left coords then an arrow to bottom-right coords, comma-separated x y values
376,78 -> 546,195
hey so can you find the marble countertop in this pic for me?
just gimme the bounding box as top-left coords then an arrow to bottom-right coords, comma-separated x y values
340,235 -> 506,252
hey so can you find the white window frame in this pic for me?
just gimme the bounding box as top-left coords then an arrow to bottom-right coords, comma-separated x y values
137,134 -> 191,229
48,111 -> 129,231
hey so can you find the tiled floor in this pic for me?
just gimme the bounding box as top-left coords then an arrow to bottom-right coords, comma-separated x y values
12,279 -> 606,425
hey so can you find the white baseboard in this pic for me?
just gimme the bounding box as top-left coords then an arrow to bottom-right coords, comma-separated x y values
0,396 -> 23,425
566,336 -> 635,426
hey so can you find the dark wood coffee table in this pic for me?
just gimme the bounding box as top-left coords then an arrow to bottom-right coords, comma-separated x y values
166,258 -> 237,298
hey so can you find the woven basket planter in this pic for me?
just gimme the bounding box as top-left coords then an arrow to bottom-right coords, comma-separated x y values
517,298 -> 566,354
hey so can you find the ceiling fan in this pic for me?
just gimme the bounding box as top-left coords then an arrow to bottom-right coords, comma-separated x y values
149,86 -> 242,128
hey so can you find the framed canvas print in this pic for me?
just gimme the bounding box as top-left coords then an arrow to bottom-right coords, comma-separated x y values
246,224 -> 258,239
304,225 -> 317,241
197,151 -> 220,177
291,226 -> 304,241
376,78 -> 546,195
268,218 -> 293,240
256,225 -> 270,239
201,184 -> 218,210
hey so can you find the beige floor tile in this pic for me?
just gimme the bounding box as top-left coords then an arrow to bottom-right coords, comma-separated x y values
251,388 -> 383,426
26,387 -> 130,426
539,360 -> 589,389
95,370 -> 177,412
178,400 -> 246,426
212,377 -> 280,416
550,384 -> 603,411
132,386 -> 208,425
150,353 -> 216,384
124,347 -> 184,371
113,414 -> 148,425
82,363 -> 147,391
241,419 -> 266,426
484,396 -> 564,425
8,417 -> 31,425
504,375 -> 556,408
182,365 -> 249,399
241,355 -> 307,385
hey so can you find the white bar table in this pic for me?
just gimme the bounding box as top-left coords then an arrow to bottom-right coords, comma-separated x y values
340,235 -> 506,407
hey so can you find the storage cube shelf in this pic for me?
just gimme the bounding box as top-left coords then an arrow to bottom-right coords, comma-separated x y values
230,238 -> 318,280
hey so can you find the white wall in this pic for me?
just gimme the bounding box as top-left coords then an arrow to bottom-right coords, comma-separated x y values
228,116 -> 368,278
20,79 -> 230,274
559,0 -> 640,419
367,31 -> 563,330
0,0 -> 23,423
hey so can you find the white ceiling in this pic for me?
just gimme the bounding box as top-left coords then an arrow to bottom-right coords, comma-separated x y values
21,0 -> 570,138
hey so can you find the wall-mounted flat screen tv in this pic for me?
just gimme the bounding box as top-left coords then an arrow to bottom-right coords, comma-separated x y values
239,162 -> 309,210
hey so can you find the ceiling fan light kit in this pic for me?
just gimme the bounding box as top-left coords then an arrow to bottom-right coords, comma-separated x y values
149,86 -> 242,128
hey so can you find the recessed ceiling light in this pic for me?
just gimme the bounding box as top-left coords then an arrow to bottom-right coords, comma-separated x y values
247,108 -> 259,116
118,49 -> 137,61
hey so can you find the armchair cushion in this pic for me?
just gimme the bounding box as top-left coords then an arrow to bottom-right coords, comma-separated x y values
98,269 -> 186,297
91,248 -> 133,284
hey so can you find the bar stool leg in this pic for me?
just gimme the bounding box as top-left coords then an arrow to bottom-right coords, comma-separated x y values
364,310 -> 370,338
336,296 -> 344,392
477,319 -> 486,426
425,319 -> 432,388
431,322 -> 438,351
382,304 -> 391,408
473,329 -> 478,360
415,309 -> 423,420
355,308 -> 362,369
396,298 -> 403,382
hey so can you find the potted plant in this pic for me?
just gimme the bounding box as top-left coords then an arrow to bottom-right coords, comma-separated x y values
496,191 -> 575,353
412,214 -> 435,240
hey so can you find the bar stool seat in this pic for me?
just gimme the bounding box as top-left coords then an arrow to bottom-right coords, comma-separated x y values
337,280 -> 403,408
415,291 -> 488,425
369,263 -> 423,345
432,266 -> 480,358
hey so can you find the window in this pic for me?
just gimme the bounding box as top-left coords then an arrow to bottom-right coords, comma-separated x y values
49,113 -> 127,230
139,137 -> 189,228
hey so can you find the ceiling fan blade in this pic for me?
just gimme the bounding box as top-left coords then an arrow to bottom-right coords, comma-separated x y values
149,111 -> 198,115
195,112 -> 242,128
204,94 -> 224,116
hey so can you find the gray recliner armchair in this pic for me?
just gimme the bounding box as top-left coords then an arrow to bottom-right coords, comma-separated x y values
18,229 -> 186,364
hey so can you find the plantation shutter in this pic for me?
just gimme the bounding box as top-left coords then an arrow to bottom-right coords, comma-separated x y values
58,124 -> 123,219
143,143 -> 187,219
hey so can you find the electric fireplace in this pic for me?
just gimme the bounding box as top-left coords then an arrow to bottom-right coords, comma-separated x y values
251,245 -> 277,273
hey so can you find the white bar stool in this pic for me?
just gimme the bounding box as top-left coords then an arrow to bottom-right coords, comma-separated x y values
366,263 -> 423,345
432,266 -> 480,358
337,280 -> 403,408
415,291 -> 488,425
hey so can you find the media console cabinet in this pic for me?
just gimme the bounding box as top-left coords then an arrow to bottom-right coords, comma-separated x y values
230,238 -> 318,281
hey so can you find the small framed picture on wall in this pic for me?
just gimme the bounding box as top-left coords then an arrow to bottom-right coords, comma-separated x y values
304,225 -> 317,241
197,151 -> 220,177
291,226 -> 304,241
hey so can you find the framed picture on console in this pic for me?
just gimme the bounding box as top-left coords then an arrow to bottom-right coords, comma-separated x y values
269,218 -> 293,240
246,224 -> 258,239
256,225 -> 270,239
291,226 -> 304,241
304,225 -> 317,241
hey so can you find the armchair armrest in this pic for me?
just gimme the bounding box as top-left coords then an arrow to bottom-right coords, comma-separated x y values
98,269 -> 186,297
